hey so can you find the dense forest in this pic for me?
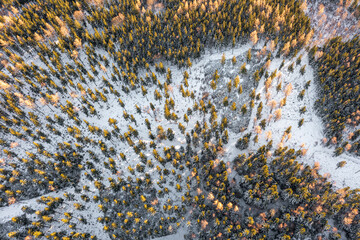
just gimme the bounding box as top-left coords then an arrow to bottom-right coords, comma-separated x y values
0,0 -> 359,239
312,36 -> 360,156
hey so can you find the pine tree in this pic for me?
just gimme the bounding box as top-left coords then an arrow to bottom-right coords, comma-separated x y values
232,56 -> 237,65
221,53 -> 226,65
241,104 -> 247,115
298,118 -> 304,127
184,114 -> 189,124
231,102 -> 236,111
240,63 -> 247,74
223,97 -> 229,107
210,80 -> 217,91
300,65 -> 306,75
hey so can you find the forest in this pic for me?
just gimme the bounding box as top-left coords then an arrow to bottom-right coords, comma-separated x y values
0,0 -> 359,239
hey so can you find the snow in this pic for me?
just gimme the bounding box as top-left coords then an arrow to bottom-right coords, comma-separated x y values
1,39 -> 359,240
153,227 -> 187,240
244,47 -> 360,189
0,187 -> 73,224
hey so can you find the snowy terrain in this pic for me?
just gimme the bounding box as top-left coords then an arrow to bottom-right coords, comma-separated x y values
1,41 -> 359,239
0,0 -> 360,239
246,47 -> 360,189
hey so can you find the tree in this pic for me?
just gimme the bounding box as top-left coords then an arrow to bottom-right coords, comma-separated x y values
111,13 -> 125,27
269,40 -> 276,52
223,97 -> 229,107
300,65 -> 306,75
232,56 -> 237,65
288,63 -> 294,72
300,106 -> 307,114
234,76 -> 240,88
269,100 -> 277,112
221,53 -> 226,65
210,80 -> 217,90
318,4 -> 325,16
164,104 -> 171,120
145,119 -> 151,130
187,58 -> 192,68
247,49 -> 252,62
284,83 -> 293,97
167,128 -> 175,141
241,104 -> 247,115
298,118 -> 304,127
238,85 -> 243,94
141,85 -> 148,96
275,109 -> 282,121
282,42 -> 290,56
253,70 -> 260,82
231,102 -> 236,111
250,30 -> 258,45
240,63 -> 247,74
227,80 -> 232,92
279,60 -> 285,69
184,114 -> 189,124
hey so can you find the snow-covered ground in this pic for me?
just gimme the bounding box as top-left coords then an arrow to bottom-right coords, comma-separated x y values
183,41 -> 360,190
1,41 -> 359,239
244,46 -> 360,189
0,187 -> 73,225
154,227 -> 187,240
156,42 -> 360,239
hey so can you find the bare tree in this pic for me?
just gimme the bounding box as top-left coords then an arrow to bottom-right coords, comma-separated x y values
275,109 -> 282,121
